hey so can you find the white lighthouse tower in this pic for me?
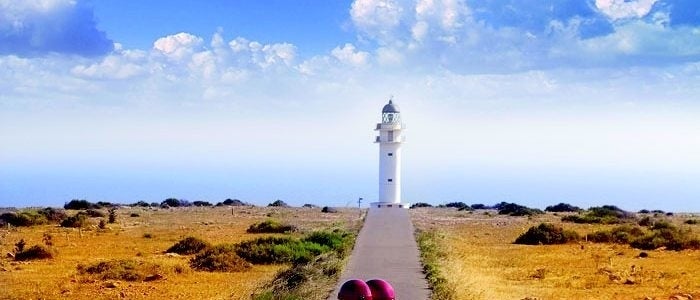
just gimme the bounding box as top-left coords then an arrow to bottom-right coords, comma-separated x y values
371,99 -> 408,209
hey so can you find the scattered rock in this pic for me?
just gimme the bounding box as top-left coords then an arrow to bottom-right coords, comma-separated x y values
144,273 -> 164,282
623,277 -> 636,285
165,253 -> 181,258
6,252 -> 14,259
103,281 -> 119,288
638,252 -> 649,258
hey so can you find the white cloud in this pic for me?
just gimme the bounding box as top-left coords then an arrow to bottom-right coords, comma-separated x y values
71,53 -> 144,79
153,32 -> 203,60
350,0 -> 404,41
595,0 -> 658,20
331,43 -> 370,66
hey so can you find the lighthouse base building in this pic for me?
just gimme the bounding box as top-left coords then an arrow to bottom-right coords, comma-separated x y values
371,99 -> 409,209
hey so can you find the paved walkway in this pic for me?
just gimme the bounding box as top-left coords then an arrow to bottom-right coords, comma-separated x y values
330,208 -> 431,300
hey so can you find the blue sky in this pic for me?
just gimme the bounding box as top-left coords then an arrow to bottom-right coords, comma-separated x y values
1,0 -> 699,211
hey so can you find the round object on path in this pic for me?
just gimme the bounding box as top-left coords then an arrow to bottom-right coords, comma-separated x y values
338,279 -> 373,300
366,279 -> 395,300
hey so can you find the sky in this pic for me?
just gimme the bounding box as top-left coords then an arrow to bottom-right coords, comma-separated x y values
1,0 -> 699,211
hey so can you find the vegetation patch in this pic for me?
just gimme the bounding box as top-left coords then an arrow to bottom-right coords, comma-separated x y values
495,202 -> 543,216
246,219 -> 297,234
685,219 -> 699,225
64,199 -> 101,210
410,202 -> 433,208
189,244 -> 252,272
629,227 -> 700,251
417,230 -> 455,300
236,230 -> 353,265
321,206 -> 338,213
60,212 -> 90,228
15,244 -> 54,261
545,203 -> 582,212
222,198 -> 251,206
78,259 -> 168,281
587,225 -> 645,244
514,223 -> 580,245
85,209 -> 106,218
166,236 -> 211,255
562,205 -> 634,224
268,200 -> 290,207
1,210 -> 49,227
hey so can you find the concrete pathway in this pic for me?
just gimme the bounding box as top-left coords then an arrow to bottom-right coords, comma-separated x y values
330,208 -> 431,300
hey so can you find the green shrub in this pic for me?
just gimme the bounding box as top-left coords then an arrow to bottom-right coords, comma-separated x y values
85,209 -> 106,218
651,220 -> 675,230
1,211 -> 49,227
630,227 -> 700,251
15,244 -> 54,261
189,244 -> 252,272
246,219 -> 297,234
410,202 -> 433,208
497,202 -> 543,216
267,200 -> 290,207
638,216 -> 654,227
166,237 -> 211,255
38,207 -> 67,222
562,205 -> 633,224
235,236 -> 330,265
64,199 -> 98,210
470,203 -> 488,210
444,202 -> 469,209
108,208 -> 117,223
301,230 -> 353,256
417,231 -> 455,300
589,225 -> 645,244
78,259 -> 165,281
60,213 -> 90,228
685,219 -> 699,225
514,223 -> 580,245
545,203 -> 582,212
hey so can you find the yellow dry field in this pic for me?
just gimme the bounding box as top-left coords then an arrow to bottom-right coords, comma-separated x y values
0,206 -> 360,300
411,208 -> 700,300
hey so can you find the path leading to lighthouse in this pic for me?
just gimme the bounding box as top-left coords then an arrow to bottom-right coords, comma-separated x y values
330,208 -> 431,300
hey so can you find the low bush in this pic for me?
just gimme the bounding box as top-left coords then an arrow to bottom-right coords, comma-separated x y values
470,203 -> 488,210
1,211 -> 49,227
78,259 -> 166,281
39,207 -> 67,222
321,206 -> 338,213
410,202 -> 433,208
301,230 -> 353,256
192,201 -> 212,207
638,209 -> 651,214
131,201 -> 150,207
638,216 -> 654,227
630,227 -> 700,251
267,200 -> 290,207
545,203 -> 582,212
60,213 -> 90,228
514,223 -> 580,245
130,213 -> 140,217
302,204 -> 318,208
15,244 -> 54,261
161,198 -> 190,207
222,199 -> 250,206
562,205 -> 634,224
588,225 -> 645,244
166,237 -> 211,255
685,219 -> 699,225
235,236 -> 327,264
444,202 -> 468,209
189,244 -> 252,272
64,199 -> 99,210
85,209 -> 105,218
246,219 -> 297,234
497,202 -> 543,216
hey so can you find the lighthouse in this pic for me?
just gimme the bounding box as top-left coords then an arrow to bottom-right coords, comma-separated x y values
371,99 -> 408,209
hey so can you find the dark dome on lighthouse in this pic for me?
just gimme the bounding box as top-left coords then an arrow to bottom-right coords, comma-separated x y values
382,99 -> 400,113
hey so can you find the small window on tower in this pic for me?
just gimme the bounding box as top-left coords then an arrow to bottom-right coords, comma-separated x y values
388,179 -> 393,182
388,153 -> 393,156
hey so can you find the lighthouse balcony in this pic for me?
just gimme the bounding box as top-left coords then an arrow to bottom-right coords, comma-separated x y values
375,123 -> 405,130
375,136 -> 406,143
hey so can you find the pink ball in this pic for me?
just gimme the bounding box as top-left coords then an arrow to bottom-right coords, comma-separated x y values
338,279 -> 373,300
366,279 -> 395,300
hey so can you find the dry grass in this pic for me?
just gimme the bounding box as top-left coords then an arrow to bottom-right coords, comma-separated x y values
0,206 -> 360,300
411,208 -> 700,300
